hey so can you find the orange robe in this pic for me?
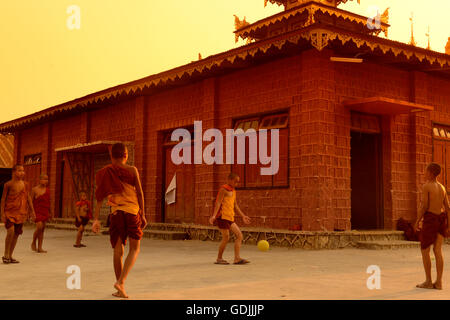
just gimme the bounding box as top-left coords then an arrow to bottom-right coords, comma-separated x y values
5,187 -> 29,225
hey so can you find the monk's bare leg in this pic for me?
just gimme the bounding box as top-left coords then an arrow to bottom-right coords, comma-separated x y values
114,238 -> 140,298
217,229 -> 230,263
112,237 -> 124,298
4,227 -> 15,260
31,224 -> 39,252
37,222 -> 47,253
417,246 -> 433,289
9,233 -> 19,261
230,223 -> 246,263
75,225 -> 84,246
433,234 -> 444,290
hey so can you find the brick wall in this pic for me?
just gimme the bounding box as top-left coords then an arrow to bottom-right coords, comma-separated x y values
13,48 -> 450,231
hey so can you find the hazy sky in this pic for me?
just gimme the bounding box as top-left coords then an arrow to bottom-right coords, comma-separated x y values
0,0 -> 449,123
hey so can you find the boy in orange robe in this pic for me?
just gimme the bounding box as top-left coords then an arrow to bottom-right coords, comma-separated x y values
92,143 -> 147,299
209,173 -> 251,265
1,165 -> 35,264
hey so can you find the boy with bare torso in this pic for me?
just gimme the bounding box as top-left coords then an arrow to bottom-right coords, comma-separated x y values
415,163 -> 450,290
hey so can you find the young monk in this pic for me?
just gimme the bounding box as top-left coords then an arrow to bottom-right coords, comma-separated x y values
74,191 -> 92,248
92,143 -> 147,299
414,163 -> 450,290
1,164 -> 35,264
209,173 -> 251,265
31,174 -> 52,253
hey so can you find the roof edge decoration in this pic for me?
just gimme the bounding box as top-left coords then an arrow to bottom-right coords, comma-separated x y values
1,25 -> 449,133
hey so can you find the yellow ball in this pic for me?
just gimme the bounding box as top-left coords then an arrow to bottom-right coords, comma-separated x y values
257,240 -> 270,252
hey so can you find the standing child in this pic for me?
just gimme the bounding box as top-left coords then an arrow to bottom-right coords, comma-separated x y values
1,164 -> 35,264
92,143 -> 147,299
31,174 -> 52,253
415,163 -> 450,290
209,173 -> 251,265
74,191 -> 92,248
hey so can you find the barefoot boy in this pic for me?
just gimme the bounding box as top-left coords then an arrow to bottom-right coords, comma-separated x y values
1,164 -> 35,264
31,174 -> 52,253
92,143 -> 147,299
209,173 -> 251,265
74,191 -> 92,248
415,163 -> 450,290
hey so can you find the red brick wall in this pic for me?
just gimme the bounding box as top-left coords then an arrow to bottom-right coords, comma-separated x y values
13,48 -> 450,231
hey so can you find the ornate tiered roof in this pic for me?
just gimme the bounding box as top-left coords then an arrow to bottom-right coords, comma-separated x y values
264,0 -> 360,9
234,1 -> 389,43
0,0 -> 449,133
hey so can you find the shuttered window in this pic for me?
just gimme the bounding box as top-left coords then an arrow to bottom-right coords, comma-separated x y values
232,113 -> 289,188
433,124 -> 450,189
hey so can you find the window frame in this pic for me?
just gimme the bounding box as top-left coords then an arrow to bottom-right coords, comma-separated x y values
232,112 -> 289,190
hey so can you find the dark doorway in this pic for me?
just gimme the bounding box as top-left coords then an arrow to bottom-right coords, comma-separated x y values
351,131 -> 383,230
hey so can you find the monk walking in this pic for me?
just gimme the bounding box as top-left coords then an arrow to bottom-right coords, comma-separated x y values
92,143 -> 147,299
1,164 -> 35,264
415,163 -> 450,290
209,173 -> 251,265
31,174 -> 52,253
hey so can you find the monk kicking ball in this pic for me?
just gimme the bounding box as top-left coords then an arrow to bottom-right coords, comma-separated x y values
92,143 -> 147,299
209,173 -> 251,265
414,163 -> 450,290
31,174 -> 52,253
1,164 -> 35,264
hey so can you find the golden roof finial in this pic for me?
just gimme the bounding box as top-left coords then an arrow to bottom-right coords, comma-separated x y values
425,26 -> 431,50
446,37 -> 450,55
409,12 -> 416,46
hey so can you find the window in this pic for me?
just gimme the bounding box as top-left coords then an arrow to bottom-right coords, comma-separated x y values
24,154 -> 41,166
433,124 -> 450,189
232,113 -> 289,188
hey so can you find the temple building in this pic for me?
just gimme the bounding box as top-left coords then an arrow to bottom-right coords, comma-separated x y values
1,0 -> 450,231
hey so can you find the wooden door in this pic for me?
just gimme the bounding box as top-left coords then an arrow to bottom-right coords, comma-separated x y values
164,144 -> 195,223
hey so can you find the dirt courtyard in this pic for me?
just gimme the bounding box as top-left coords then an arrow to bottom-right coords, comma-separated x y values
0,226 -> 449,300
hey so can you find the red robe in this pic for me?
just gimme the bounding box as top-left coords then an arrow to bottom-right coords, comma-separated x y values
95,164 -> 136,202
33,188 -> 50,223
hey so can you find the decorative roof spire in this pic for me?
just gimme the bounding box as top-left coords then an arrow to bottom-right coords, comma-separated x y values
446,37 -> 450,55
425,26 -> 431,50
409,12 -> 416,46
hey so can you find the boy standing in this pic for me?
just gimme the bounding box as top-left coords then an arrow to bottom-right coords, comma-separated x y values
74,191 -> 92,248
209,173 -> 251,265
31,174 -> 52,253
1,164 -> 35,264
92,143 -> 147,299
415,163 -> 450,290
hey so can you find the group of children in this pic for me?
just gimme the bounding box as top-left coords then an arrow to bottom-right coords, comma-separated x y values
0,166 -> 94,262
0,142 -> 449,297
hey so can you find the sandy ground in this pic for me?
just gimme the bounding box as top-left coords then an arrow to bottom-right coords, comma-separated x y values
0,226 -> 449,300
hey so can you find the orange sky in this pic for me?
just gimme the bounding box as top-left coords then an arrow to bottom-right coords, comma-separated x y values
0,0 -> 449,123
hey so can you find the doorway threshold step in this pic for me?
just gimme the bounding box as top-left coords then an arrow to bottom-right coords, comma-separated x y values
356,240 -> 420,250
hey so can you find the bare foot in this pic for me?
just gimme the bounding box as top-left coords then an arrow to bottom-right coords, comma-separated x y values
112,291 -> 121,297
31,243 -> 37,252
433,282 -> 443,290
37,249 -> 47,253
416,281 -> 434,289
113,282 -> 129,299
